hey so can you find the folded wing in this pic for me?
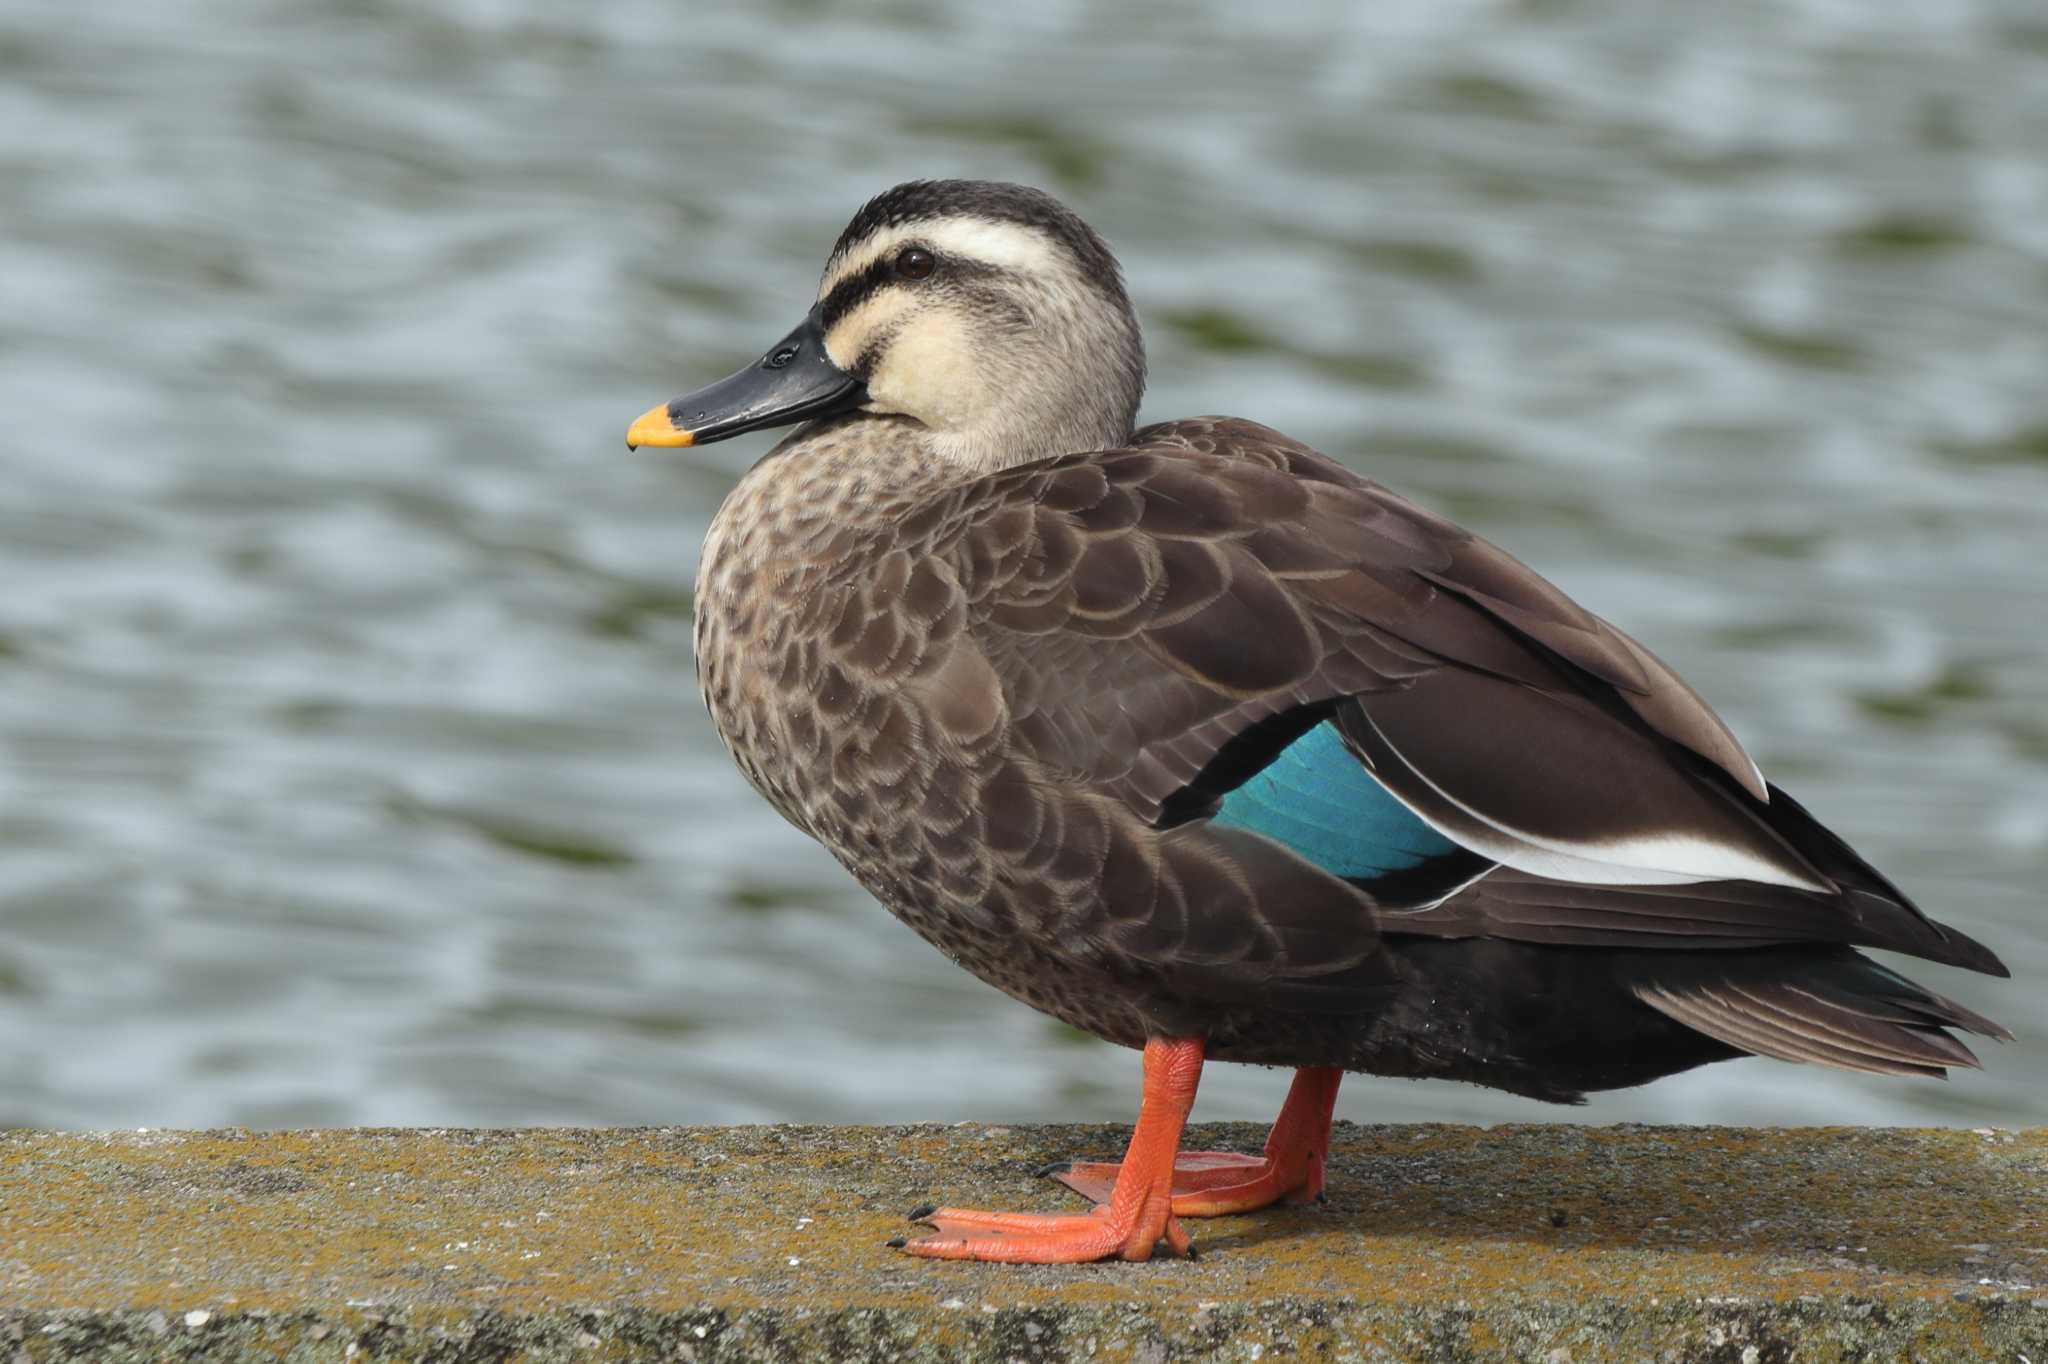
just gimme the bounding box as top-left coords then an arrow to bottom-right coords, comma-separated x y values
931,416 -> 1999,981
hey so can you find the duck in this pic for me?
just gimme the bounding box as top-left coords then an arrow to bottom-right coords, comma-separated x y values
625,179 -> 2010,1265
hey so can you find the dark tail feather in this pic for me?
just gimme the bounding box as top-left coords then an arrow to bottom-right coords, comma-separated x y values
1752,782 -> 2010,977
1633,949 -> 2012,1079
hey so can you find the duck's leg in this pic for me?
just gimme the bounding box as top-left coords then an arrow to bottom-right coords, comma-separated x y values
1048,1065 -> 1341,1216
893,1036 -> 1204,1263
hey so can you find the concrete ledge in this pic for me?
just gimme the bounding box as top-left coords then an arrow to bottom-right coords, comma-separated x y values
3,1123 -> 2045,1362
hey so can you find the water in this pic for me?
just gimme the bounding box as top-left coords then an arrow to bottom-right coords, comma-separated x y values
2,0 -> 2044,1133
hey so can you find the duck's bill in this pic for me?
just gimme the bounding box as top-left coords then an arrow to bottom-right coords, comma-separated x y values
626,308 -> 867,449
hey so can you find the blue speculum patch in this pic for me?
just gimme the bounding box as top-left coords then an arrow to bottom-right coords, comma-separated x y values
1213,720 -> 1461,877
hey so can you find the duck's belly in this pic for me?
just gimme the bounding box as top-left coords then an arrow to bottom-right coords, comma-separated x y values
829,850 -> 1168,1050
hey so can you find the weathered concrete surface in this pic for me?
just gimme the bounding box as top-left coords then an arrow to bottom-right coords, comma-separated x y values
2,1123 -> 2044,1362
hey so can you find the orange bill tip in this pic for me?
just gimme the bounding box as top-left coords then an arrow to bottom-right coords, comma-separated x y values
626,403 -> 695,450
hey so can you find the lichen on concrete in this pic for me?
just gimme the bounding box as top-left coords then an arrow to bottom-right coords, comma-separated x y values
3,1123 -> 2044,1360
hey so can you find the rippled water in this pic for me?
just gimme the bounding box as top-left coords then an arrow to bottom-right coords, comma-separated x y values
2,1 -> 2044,1132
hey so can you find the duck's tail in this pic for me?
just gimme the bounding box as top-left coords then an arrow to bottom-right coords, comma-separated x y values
1630,947 -> 2012,1079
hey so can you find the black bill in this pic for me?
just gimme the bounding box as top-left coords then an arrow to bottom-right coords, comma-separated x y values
627,306 -> 867,449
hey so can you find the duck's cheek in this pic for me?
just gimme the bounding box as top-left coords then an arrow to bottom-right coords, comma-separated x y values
862,311 -> 987,430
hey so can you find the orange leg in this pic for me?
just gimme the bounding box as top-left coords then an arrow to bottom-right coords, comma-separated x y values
1049,1065 -> 1341,1217
891,1036 -> 1205,1263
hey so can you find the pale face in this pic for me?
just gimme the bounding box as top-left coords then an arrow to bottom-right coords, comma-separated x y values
810,215 -> 1143,472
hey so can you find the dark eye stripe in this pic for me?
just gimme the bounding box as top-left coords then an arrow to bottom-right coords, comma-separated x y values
818,243 -> 1015,332
818,256 -> 900,330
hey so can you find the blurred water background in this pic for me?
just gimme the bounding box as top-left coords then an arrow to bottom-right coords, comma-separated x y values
2,0 -> 2045,1132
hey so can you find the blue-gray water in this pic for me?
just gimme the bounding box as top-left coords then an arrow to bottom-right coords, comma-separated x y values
2,1 -> 2044,1133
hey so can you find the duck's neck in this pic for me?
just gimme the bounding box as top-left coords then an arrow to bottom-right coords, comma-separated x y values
699,417 -> 960,587
919,389 -> 1137,476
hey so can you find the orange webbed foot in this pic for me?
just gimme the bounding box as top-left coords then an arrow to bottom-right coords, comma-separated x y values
888,1036 -> 1206,1265
1045,1066 -> 1342,1217
1048,1148 -> 1322,1216
890,1204 -> 1193,1263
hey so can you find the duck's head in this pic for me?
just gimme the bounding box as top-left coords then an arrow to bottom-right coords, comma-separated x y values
628,180 -> 1145,473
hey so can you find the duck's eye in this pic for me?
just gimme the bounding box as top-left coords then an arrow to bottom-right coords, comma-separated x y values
894,247 -> 936,281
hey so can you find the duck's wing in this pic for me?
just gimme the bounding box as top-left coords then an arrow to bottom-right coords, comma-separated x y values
933,416 -> 2001,978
